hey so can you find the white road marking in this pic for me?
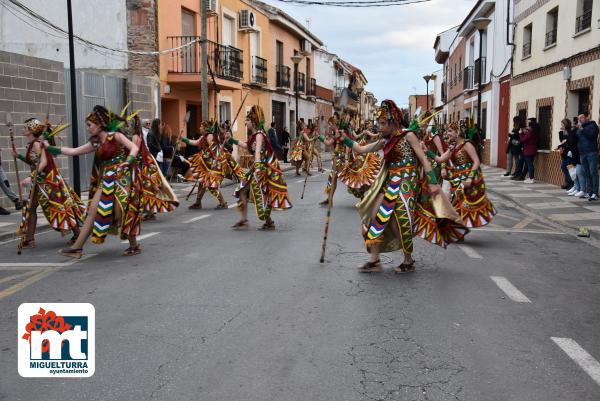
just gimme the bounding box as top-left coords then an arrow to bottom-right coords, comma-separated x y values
505,193 -> 553,198
473,227 -> 568,235
490,276 -> 531,303
525,202 -> 581,210
0,222 -> 14,228
457,244 -> 483,259
551,337 -> 600,386
184,214 -> 210,223
228,204 -> 237,209
513,216 -> 536,229
549,212 -> 600,221
122,232 -> 160,243
295,179 -> 305,183
0,254 -> 97,269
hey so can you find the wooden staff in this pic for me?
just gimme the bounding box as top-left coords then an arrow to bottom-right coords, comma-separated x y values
300,137 -> 313,200
5,113 -> 23,201
186,179 -> 199,200
319,174 -> 337,263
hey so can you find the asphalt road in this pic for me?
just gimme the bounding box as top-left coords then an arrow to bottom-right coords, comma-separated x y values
1,167 -> 599,401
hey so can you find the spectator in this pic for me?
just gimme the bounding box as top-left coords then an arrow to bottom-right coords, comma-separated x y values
557,119 -> 580,191
267,123 -> 282,160
278,126 -> 291,163
503,116 -> 522,177
160,123 -> 175,177
577,112 -> 599,201
147,118 -> 162,160
142,119 -> 151,144
512,117 -> 539,183
0,148 -> 24,215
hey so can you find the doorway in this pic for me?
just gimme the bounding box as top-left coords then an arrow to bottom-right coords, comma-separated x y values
272,100 -> 285,136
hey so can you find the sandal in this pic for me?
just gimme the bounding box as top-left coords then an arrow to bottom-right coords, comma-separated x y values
358,259 -> 382,273
319,199 -> 329,206
232,219 -> 249,229
215,203 -> 228,210
21,239 -> 36,249
394,261 -> 416,274
260,220 -> 275,230
59,248 -> 82,259
143,213 -> 157,221
188,202 -> 202,210
122,243 -> 141,256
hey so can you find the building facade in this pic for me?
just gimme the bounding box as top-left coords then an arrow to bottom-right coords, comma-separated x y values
510,0 -> 600,185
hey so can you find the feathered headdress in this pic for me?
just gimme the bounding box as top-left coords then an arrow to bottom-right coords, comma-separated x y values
246,105 -> 265,131
376,99 -> 403,126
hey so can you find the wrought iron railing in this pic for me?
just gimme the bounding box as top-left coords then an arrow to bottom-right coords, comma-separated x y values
167,36 -> 243,81
545,29 -> 557,47
575,10 -> 592,33
297,72 -> 306,93
276,65 -> 291,89
309,78 -> 316,96
522,41 -> 531,58
463,66 -> 474,90
475,57 -> 486,85
251,56 -> 267,85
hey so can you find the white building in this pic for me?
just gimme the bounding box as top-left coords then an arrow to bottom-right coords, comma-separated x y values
510,0 -> 600,185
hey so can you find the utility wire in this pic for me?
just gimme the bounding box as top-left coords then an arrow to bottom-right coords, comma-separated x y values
272,0 -> 431,6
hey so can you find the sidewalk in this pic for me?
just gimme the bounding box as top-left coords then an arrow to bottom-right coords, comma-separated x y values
0,158 -> 323,243
482,165 -> 600,233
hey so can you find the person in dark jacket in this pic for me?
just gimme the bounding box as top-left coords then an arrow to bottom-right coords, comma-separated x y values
147,118 -> 162,158
267,123 -> 282,160
512,118 -> 539,182
577,112 -> 599,200
557,119 -> 579,190
278,126 -> 291,163
504,116 -> 523,177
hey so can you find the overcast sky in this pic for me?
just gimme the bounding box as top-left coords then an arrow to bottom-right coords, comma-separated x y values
271,0 -> 476,106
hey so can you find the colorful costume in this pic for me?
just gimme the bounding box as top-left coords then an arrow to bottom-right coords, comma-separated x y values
338,133 -> 382,199
88,133 -> 142,243
447,141 -> 496,228
289,131 -> 306,168
188,133 -> 225,201
16,131 -> 85,241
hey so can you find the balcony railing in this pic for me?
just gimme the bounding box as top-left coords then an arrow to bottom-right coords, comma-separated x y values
297,72 -> 306,93
475,57 -> 486,85
309,78 -> 316,97
463,66 -> 474,90
276,65 -> 291,89
522,41 -> 531,58
545,29 -> 557,47
167,36 -> 243,82
575,10 -> 592,33
251,56 -> 267,85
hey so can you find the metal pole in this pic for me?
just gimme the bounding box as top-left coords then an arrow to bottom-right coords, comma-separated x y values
66,0 -> 80,195
200,0 -> 209,120
477,28 -> 483,138
426,81 -> 429,112
294,62 -> 299,136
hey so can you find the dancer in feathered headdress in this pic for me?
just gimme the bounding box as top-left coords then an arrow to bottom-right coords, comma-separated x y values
227,105 -> 292,230
336,100 -> 467,273
44,104 -> 142,258
12,117 -> 85,252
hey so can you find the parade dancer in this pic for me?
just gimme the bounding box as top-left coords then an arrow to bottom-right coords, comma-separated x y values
318,116 -> 346,205
46,105 -> 142,258
308,123 -> 324,173
289,120 -> 310,176
184,121 -> 228,210
12,118 -> 85,251
434,122 -> 496,228
341,100 -> 467,273
130,115 -> 179,219
229,105 -> 292,230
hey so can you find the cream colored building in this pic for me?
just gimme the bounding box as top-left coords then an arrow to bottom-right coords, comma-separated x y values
510,0 -> 600,184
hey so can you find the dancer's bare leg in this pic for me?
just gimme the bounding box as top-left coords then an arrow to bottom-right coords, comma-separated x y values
70,189 -> 101,250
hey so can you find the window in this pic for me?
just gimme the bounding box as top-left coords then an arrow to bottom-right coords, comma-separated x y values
538,105 -> 552,150
481,108 -> 487,139
576,0 -> 593,33
219,101 -> 231,124
545,7 -> 558,47
459,57 -> 462,81
522,24 -> 532,58
578,88 -> 590,115
518,109 -> 527,128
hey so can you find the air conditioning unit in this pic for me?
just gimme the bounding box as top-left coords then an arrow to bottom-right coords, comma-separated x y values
300,39 -> 312,55
239,10 -> 257,31
206,0 -> 217,15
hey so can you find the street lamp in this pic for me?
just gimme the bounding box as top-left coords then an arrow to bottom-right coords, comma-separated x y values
291,54 -> 304,138
473,17 -> 491,141
423,74 -> 432,112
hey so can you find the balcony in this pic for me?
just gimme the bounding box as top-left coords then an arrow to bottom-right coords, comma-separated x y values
441,82 -> 447,103
474,57 -> 486,84
276,65 -> 291,89
522,41 -> 531,58
309,78 -> 316,97
297,72 -> 306,93
545,29 -> 557,47
251,56 -> 267,85
167,36 -> 243,82
463,66 -> 474,90
575,10 -> 592,34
